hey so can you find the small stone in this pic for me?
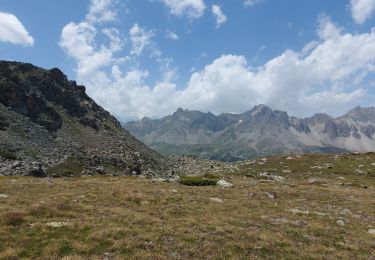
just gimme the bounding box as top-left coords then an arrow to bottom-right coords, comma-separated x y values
307,178 -> 325,185
286,156 -> 293,160
313,212 -> 327,216
0,194 -> 9,198
265,192 -> 275,199
217,180 -> 233,188
210,198 -> 223,203
290,208 -> 309,214
95,166 -> 105,174
46,222 -> 68,228
11,161 -> 22,169
259,172 -> 286,182
336,220 -> 345,226
171,189 -> 178,193
368,229 -> 375,235
371,163 -> 375,167
341,209 -> 352,216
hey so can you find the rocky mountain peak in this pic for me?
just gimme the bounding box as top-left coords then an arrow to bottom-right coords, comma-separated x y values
250,104 -> 272,117
307,113 -> 332,125
0,60 -> 120,132
344,106 -> 375,122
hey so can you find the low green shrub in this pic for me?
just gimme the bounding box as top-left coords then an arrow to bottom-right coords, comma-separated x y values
0,148 -> 17,160
0,115 -> 9,130
179,176 -> 218,186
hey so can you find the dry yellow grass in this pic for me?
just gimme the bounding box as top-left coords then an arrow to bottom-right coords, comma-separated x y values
0,153 -> 375,259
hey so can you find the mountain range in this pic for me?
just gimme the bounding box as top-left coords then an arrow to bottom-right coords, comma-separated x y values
124,105 -> 375,161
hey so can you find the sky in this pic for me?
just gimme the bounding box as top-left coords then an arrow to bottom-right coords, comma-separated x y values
0,0 -> 375,122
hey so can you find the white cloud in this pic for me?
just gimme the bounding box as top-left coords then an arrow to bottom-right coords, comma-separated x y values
61,1 -> 375,121
166,30 -> 180,40
60,22 -> 116,80
350,0 -> 375,24
317,14 -> 342,40
129,24 -> 154,56
159,0 -> 206,19
102,28 -> 124,52
244,0 -> 264,7
0,12 -> 34,46
212,5 -> 227,28
86,0 -> 117,23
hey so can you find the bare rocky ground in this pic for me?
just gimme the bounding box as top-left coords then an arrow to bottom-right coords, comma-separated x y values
1,152 -> 375,259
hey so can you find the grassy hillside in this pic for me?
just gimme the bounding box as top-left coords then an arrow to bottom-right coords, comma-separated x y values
1,153 -> 375,258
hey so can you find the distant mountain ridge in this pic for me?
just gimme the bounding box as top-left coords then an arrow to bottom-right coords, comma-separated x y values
124,105 -> 375,162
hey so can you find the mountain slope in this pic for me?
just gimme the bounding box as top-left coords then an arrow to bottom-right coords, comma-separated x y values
0,61 -> 169,177
124,105 -> 375,161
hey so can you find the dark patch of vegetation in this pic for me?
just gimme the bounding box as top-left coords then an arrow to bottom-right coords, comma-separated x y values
28,166 -> 46,178
0,114 -> 9,130
46,157 -> 85,177
0,148 -> 17,160
37,107 -> 62,132
3,211 -> 26,226
179,175 -> 218,186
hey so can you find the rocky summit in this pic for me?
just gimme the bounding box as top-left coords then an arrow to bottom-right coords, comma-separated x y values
0,61 -> 170,177
124,105 -> 375,162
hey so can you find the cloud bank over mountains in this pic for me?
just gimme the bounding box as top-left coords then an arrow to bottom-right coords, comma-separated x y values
59,0 -> 375,121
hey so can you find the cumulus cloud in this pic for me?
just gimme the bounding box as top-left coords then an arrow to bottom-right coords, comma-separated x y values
350,0 -> 375,24
86,0 -> 117,23
166,30 -> 180,40
129,24 -> 154,56
102,28 -> 124,52
0,12 -> 34,46
212,5 -> 227,28
244,0 -> 264,7
159,0 -> 206,19
317,14 -> 343,40
61,0 -> 375,121
60,22 -> 115,79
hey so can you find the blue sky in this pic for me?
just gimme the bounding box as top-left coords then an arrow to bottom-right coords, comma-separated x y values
1,0 -> 375,121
